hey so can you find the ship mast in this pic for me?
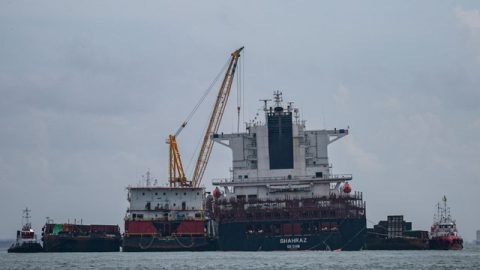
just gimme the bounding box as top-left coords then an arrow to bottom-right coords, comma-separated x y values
22,207 -> 32,230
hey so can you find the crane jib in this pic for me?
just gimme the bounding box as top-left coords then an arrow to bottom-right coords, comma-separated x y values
191,48 -> 243,187
168,47 -> 243,188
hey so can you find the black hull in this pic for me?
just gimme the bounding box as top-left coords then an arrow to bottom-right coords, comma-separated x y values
366,237 -> 429,250
217,218 -> 366,251
42,236 -> 121,252
122,235 -> 217,252
7,243 -> 43,253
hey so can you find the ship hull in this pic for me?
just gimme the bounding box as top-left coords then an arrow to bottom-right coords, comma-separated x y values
122,235 -> 217,252
365,237 -> 429,250
42,236 -> 121,252
7,242 -> 43,253
217,218 -> 366,251
429,237 -> 463,250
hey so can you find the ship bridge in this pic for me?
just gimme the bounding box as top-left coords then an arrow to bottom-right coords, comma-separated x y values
213,92 -> 351,200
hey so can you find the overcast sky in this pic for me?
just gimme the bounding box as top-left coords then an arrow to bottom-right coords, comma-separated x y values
1,1 -> 479,241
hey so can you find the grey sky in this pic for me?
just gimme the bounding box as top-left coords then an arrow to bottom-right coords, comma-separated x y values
1,1 -> 479,241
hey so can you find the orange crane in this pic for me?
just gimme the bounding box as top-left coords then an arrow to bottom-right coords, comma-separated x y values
168,47 -> 244,187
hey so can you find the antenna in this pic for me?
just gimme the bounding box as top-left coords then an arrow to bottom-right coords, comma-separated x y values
273,90 -> 283,107
259,99 -> 271,112
146,169 -> 151,187
23,207 -> 31,220
287,102 -> 294,112
22,207 -> 32,230
294,108 -> 300,123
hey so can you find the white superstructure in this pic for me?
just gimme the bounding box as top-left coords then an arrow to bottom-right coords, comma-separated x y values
126,171 -> 206,222
430,196 -> 460,238
212,92 -> 353,201
14,208 -> 38,245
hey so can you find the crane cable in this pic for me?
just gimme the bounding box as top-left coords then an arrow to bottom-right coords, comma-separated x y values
185,111 -> 211,175
182,57 -> 230,173
236,57 -> 242,133
174,57 -> 230,137
187,52 -> 245,176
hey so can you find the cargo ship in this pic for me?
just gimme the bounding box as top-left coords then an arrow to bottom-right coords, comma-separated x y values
366,215 -> 429,250
41,222 -> 121,252
210,92 -> 366,251
122,172 -> 217,251
7,208 -> 43,253
429,196 -> 463,250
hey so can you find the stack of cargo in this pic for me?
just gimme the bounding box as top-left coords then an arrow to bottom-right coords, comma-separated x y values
42,223 -> 121,252
387,215 -> 407,238
366,215 -> 428,250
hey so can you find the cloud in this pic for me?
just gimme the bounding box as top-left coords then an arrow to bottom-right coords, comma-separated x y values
455,7 -> 480,29
471,118 -> 480,129
382,96 -> 401,111
333,83 -> 350,107
455,7 -> 480,62
344,136 -> 383,173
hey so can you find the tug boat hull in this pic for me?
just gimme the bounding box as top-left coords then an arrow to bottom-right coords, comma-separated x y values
429,236 -> 463,250
7,242 -> 43,253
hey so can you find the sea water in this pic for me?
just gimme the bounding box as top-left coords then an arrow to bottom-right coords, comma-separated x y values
1,245 -> 479,269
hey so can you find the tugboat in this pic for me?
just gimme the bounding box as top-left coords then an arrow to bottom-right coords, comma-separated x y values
429,196 -> 463,250
7,208 -> 43,253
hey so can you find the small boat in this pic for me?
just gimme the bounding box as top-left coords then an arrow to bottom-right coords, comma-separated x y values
429,196 -> 463,250
7,208 -> 43,253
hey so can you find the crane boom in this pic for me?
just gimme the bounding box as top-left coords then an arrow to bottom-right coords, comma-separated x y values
191,47 -> 243,187
168,134 -> 189,187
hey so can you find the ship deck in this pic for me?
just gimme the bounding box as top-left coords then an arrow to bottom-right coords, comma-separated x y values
212,174 -> 353,187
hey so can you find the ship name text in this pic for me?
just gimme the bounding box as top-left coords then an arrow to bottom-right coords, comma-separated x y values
279,237 -> 308,244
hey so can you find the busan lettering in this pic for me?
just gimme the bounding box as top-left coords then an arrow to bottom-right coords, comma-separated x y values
279,238 -> 308,244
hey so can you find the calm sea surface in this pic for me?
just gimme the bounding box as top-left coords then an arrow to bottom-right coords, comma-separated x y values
1,245 -> 479,270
